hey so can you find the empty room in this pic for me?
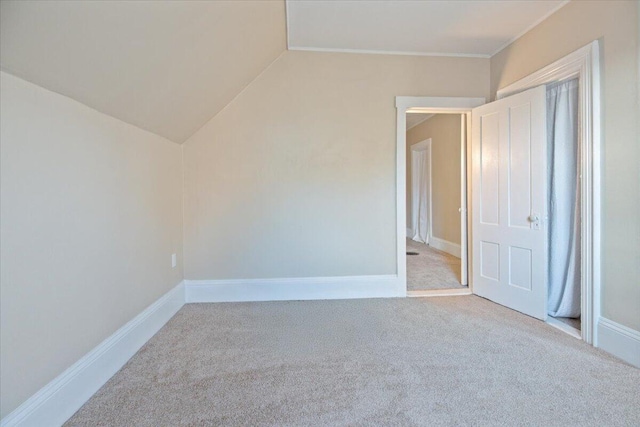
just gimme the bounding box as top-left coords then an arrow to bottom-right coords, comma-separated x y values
1,1 -> 639,426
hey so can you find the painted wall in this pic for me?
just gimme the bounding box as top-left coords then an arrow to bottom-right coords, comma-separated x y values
0,72 -> 184,417
491,0 -> 640,331
0,0 -> 287,143
183,50 -> 489,279
406,114 -> 462,246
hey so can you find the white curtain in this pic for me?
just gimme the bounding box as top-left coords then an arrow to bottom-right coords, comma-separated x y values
411,149 -> 430,244
547,78 -> 581,318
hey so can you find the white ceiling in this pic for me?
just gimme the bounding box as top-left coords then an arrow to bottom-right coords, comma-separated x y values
0,1 -> 286,143
287,0 -> 568,57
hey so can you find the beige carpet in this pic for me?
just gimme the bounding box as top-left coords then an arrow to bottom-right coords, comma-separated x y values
407,238 -> 464,290
66,296 -> 639,426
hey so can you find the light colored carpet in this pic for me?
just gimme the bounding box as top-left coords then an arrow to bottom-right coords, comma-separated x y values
406,238 -> 464,290
66,296 -> 640,426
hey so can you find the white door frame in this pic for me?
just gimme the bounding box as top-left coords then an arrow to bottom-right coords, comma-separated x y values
409,138 -> 432,243
496,41 -> 601,345
395,97 -> 485,297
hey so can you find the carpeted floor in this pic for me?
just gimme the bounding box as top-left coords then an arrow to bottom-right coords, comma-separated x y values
407,238 -> 464,290
66,296 -> 640,426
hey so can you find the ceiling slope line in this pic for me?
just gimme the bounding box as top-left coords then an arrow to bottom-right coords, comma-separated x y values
490,0 -> 571,57
181,50 -> 288,146
287,46 -> 490,59
406,114 -> 435,131
0,66 -> 177,146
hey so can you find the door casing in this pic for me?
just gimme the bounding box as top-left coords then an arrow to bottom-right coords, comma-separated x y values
395,41 -> 601,346
395,97 -> 485,298
496,41 -> 601,345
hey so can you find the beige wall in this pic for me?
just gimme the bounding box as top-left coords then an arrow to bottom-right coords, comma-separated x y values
0,0 -> 287,143
0,72 -> 184,417
406,114 -> 462,245
491,0 -> 640,331
183,50 -> 489,279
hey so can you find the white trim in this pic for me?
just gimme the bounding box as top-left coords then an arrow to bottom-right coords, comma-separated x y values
407,288 -> 471,298
397,97 -> 486,111
490,1 -> 571,57
496,41 -> 601,346
497,42 -> 598,98
185,275 -> 402,303
406,228 -> 413,238
284,0 -> 290,50
459,115 -> 468,284
428,236 -> 462,259
1,282 -> 185,427
597,318 -> 640,368
287,46 -> 490,59
396,97 -> 485,295
546,316 -> 581,340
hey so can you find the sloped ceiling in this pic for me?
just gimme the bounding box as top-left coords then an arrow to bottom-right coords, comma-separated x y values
0,0 -> 286,143
287,0 -> 568,57
1,1 -> 570,144
406,113 -> 434,131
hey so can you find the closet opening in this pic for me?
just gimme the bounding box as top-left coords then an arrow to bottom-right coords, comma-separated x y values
545,78 -> 582,337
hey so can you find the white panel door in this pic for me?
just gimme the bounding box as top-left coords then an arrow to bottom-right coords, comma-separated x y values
471,86 -> 547,320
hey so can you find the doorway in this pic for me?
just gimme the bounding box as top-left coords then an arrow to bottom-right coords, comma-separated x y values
406,115 -> 466,294
395,40 -> 600,346
395,97 -> 484,298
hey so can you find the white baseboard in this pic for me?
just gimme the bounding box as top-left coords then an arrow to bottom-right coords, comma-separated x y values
185,275 -> 402,303
407,288 -> 471,298
406,228 -> 413,238
1,282 -> 185,427
597,317 -> 640,368
428,236 -> 461,258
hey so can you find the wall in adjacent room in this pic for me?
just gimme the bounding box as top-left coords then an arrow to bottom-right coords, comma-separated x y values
183,50 -> 489,279
0,72 -> 184,417
491,0 -> 640,331
406,114 -> 462,246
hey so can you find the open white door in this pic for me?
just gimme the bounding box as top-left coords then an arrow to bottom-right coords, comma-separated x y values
471,86 -> 548,320
460,115 -> 468,286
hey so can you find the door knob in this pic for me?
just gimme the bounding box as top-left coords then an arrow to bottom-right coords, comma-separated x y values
528,213 -> 541,230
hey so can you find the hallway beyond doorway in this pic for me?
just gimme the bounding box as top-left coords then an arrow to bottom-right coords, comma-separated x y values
406,238 -> 464,291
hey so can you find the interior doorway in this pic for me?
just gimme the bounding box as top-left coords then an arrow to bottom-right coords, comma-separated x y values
405,114 -> 466,294
395,97 -> 484,298
395,40 -> 600,346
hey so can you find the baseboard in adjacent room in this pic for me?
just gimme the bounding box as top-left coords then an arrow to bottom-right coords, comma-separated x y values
428,236 -> 461,258
1,282 -> 185,427
597,317 -> 640,368
185,275 -> 402,303
407,288 -> 471,298
406,228 -> 413,238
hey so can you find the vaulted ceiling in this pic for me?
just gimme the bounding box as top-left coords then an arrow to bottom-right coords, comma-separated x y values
0,1 -> 286,143
1,0 -> 569,144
